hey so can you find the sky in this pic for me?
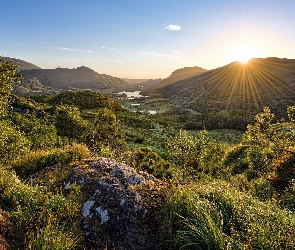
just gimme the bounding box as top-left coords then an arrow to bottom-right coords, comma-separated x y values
1,0 -> 295,79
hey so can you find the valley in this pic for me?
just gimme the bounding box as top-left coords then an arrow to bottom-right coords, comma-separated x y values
1,56 -> 295,249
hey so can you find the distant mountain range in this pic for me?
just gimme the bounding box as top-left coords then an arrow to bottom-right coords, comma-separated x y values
3,57 -> 129,95
156,57 -> 295,117
4,56 -> 295,118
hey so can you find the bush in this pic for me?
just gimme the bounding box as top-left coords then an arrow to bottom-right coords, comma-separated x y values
167,129 -> 227,179
54,105 -> 89,141
85,108 -> 126,155
10,112 -> 59,149
126,147 -> 172,179
0,121 -> 30,165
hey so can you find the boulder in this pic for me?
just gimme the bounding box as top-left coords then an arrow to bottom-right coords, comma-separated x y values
64,157 -> 165,249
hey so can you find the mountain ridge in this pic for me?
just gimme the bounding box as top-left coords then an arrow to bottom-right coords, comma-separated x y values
159,57 -> 295,117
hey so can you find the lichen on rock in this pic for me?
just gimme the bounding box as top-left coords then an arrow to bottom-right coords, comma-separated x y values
64,157 -> 165,249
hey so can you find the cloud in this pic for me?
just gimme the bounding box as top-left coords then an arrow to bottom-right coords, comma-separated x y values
51,46 -> 92,53
108,60 -> 123,64
165,24 -> 182,31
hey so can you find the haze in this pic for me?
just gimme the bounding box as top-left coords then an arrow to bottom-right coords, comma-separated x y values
1,0 -> 295,78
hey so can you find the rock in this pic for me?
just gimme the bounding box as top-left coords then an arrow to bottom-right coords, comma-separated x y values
65,157 -> 165,249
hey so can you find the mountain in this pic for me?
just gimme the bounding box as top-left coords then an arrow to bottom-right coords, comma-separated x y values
159,57 -> 295,117
149,66 -> 207,91
168,66 -> 207,78
2,57 -> 129,95
3,57 -> 41,70
20,66 -> 129,92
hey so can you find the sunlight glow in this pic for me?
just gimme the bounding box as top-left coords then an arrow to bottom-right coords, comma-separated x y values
228,44 -> 262,64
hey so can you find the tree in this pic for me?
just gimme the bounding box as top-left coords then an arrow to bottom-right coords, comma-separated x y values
0,58 -> 29,164
86,108 -> 126,155
242,107 -> 295,180
0,57 -> 22,117
54,105 -> 89,141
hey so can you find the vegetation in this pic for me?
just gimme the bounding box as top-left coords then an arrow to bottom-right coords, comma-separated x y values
1,58 -> 295,249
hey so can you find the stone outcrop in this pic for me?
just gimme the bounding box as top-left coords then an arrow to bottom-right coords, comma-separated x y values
64,157 -> 165,249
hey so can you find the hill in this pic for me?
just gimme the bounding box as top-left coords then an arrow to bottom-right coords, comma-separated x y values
159,57 -> 295,117
3,56 -> 41,70
169,66 -> 207,78
149,66 -> 207,91
20,66 -> 129,91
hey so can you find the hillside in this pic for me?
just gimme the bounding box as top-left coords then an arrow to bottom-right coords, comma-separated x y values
20,66 -> 129,91
3,56 -> 41,70
159,57 -> 295,117
149,66 -> 207,91
169,66 -> 207,78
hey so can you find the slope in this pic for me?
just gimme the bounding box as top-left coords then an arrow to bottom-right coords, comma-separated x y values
2,56 -> 41,70
20,66 -> 129,90
159,58 -> 295,117
150,66 -> 207,91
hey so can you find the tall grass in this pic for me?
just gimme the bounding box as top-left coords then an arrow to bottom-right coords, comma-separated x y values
163,180 -> 295,249
0,167 -> 83,249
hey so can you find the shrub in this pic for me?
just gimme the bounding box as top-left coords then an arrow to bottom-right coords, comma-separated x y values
166,129 -> 227,179
85,108 -> 126,155
0,121 -> 30,165
126,147 -> 172,179
54,105 -> 89,141
10,112 -> 59,149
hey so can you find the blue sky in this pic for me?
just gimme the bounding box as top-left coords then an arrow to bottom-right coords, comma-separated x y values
1,0 -> 295,78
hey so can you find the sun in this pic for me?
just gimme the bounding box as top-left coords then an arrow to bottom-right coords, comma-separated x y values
229,44 -> 261,64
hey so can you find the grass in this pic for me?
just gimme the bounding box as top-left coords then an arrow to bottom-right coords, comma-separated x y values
0,167 -> 84,249
163,180 -> 295,250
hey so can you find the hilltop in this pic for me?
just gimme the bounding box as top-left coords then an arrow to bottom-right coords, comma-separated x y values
2,57 -> 129,96
2,57 -> 41,70
149,66 -> 207,92
20,66 -> 129,91
157,57 -> 295,117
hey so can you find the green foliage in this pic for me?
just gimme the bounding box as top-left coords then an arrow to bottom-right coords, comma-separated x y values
30,93 -> 54,103
85,108 -> 126,155
54,105 -> 89,140
10,112 -> 59,149
0,121 -> 31,165
12,143 -> 91,178
126,147 -> 172,179
163,180 -> 295,250
287,106 -> 295,122
51,90 -> 123,111
0,57 -> 23,117
242,107 -> 295,183
0,168 -> 83,249
167,129 -> 227,179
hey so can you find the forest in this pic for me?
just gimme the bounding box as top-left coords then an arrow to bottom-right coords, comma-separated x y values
1,57 -> 295,249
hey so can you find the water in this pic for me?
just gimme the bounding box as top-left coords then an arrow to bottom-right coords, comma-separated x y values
117,91 -> 142,98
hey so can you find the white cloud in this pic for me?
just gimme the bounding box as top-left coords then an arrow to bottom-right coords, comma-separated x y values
165,24 -> 182,31
108,60 -> 123,64
153,53 -> 169,57
51,46 -> 92,53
